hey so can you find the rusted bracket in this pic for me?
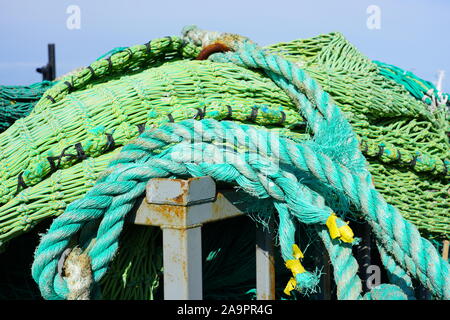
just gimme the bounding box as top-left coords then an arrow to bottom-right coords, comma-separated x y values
132,176 -> 276,300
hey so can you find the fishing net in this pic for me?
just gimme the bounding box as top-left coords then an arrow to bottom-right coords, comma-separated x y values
0,81 -> 54,132
0,30 -> 448,299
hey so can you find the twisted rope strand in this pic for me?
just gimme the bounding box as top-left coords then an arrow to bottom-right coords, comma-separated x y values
121,119 -> 450,298
33,135 -> 343,298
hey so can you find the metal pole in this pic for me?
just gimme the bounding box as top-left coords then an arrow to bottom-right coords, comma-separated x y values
443,240 -> 449,260
256,221 -> 276,300
162,226 -> 203,300
36,43 -> 56,81
48,44 -> 56,81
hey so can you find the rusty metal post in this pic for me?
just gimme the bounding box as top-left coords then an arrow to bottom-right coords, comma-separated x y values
256,221 -> 276,300
443,240 -> 449,260
162,226 -> 203,300
144,177 -> 215,300
132,176 -> 279,300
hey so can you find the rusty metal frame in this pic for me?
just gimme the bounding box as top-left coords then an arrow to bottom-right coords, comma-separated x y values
131,176 -> 276,300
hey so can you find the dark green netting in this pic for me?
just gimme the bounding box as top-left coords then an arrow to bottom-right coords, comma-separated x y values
0,81 -> 54,132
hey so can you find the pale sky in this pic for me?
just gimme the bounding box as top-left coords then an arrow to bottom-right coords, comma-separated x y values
1,0 -> 449,91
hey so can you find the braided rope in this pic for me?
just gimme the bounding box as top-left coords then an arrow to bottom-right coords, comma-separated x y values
191,36 -> 450,298
116,118 -> 450,299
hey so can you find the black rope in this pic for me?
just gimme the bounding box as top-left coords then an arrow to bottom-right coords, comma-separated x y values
87,66 -> 96,78
64,81 -> 73,92
46,95 -> 56,104
248,107 -> 259,122
15,172 -> 27,194
74,143 -> 87,160
104,133 -> 116,152
46,146 -> 77,174
409,154 -> 419,168
396,149 -> 402,162
194,107 -> 205,120
125,48 -> 133,60
180,39 -> 188,51
145,41 -> 152,54
277,111 -> 286,125
167,113 -> 175,123
165,36 -> 173,48
47,155 -> 58,173
226,106 -> 233,119
16,143 -> 89,194
106,56 -> 113,71
137,123 -> 146,134
376,145 -> 385,158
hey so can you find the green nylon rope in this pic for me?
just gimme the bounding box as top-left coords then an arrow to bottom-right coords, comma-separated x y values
31,36 -> 450,300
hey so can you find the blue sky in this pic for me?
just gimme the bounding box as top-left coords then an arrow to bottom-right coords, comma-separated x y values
0,0 -> 449,91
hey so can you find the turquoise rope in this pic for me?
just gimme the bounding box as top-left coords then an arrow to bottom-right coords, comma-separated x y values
32,36 -> 450,300
32,129 -> 338,299
31,119 -> 447,299
363,284 -> 408,300
96,47 -> 128,61
316,226 -> 363,300
209,41 -> 367,173
113,118 -> 450,299
374,60 -> 449,107
377,244 -> 416,299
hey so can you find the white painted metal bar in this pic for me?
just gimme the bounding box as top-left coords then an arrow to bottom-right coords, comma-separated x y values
256,222 -> 276,300
162,226 -> 203,300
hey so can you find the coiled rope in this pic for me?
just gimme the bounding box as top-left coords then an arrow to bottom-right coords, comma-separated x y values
32,28 -> 450,300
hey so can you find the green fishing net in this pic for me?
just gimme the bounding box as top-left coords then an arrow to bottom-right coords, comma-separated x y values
0,31 -> 448,299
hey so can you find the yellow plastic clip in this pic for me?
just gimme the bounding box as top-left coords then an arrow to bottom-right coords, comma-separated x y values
283,277 -> 297,296
292,244 -> 304,259
285,259 -> 306,275
326,213 -> 354,243
338,223 -> 355,243
283,244 -> 307,295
